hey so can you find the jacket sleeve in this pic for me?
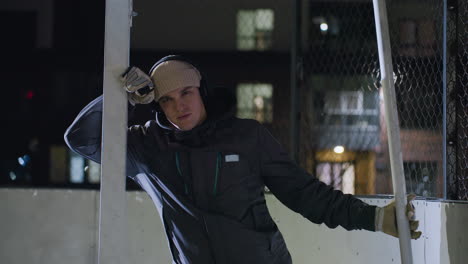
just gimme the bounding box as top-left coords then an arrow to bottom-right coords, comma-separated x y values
64,95 -> 104,164
63,95 -> 153,177
258,125 -> 376,231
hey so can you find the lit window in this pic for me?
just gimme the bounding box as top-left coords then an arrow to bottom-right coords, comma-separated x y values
86,160 -> 101,184
68,149 -> 101,184
69,151 -> 85,184
236,83 -> 273,123
324,91 -> 363,114
237,9 -> 274,51
316,162 -> 355,194
320,91 -> 379,128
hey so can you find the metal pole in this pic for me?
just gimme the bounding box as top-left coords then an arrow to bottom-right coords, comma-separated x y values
99,0 -> 132,263
372,1 -> 413,264
290,0 -> 301,161
442,0 -> 448,200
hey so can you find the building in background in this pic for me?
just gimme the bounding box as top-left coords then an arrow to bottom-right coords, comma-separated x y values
1,0 -> 466,200
298,0 -> 446,197
0,0 -> 292,190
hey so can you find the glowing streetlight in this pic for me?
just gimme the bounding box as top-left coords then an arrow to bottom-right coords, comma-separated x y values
334,145 -> 345,154
320,23 -> 329,32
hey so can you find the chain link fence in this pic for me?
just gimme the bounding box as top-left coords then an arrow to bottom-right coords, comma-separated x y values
296,0 -> 467,199
388,0 -> 444,198
447,0 -> 468,200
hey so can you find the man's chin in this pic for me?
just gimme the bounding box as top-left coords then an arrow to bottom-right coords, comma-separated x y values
176,123 -> 196,131
172,118 -> 204,131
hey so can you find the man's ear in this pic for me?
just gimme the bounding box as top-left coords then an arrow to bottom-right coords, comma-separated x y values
155,108 -> 173,130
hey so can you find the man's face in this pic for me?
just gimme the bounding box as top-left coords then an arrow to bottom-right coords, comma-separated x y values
158,86 -> 207,131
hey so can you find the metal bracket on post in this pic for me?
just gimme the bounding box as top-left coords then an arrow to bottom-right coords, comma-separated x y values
130,0 -> 137,28
99,0 -> 131,263
372,0 -> 414,264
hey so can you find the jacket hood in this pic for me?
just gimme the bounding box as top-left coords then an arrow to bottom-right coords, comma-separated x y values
151,55 -> 237,146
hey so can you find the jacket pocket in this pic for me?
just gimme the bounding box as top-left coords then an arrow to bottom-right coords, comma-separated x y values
205,212 -> 276,263
215,152 -> 250,196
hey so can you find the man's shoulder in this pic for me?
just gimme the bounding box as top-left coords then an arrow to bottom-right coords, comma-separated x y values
229,117 -> 261,127
127,120 -> 169,151
128,120 -> 159,136
219,117 -> 262,132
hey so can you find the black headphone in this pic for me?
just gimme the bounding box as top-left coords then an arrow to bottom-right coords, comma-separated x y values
148,55 -> 211,129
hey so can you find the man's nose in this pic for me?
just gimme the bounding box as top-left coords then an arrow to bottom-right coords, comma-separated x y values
175,99 -> 186,111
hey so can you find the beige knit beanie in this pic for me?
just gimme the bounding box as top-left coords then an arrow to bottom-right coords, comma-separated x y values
150,60 -> 202,101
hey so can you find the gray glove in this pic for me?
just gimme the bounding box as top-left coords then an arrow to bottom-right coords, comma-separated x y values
121,66 -> 155,105
375,194 -> 422,239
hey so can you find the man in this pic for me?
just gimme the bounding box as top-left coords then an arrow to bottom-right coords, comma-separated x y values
65,55 -> 421,264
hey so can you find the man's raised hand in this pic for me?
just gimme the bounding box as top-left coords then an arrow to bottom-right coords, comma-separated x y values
121,66 -> 155,105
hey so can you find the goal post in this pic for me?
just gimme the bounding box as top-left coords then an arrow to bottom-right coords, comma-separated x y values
99,0 -> 132,263
372,0 -> 414,263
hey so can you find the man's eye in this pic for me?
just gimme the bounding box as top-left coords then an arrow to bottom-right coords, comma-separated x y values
182,91 -> 191,96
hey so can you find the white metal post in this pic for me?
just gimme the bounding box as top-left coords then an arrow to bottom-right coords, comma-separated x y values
372,0 -> 413,264
99,0 -> 132,263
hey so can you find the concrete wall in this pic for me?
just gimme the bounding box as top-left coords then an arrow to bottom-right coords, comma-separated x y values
0,189 -> 172,264
1,189 -> 467,264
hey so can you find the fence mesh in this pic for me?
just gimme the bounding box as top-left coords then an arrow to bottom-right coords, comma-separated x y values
447,0 -> 468,200
296,0 -> 461,198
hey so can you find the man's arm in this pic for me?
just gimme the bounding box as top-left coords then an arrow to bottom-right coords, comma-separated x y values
64,95 -> 104,164
64,66 -> 156,164
64,92 -> 170,181
63,95 -> 149,176
257,124 -> 376,231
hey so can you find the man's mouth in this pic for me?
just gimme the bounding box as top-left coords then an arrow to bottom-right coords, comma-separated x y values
177,113 -> 191,120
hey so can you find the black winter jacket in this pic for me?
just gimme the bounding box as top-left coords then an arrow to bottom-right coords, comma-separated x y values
64,56 -> 376,264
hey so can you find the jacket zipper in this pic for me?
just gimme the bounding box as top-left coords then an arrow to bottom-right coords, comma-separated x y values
177,151 -> 220,263
208,153 -> 221,262
175,152 -> 189,195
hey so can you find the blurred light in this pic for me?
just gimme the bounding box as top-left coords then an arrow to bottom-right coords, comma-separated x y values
334,146 -> 345,154
320,23 -> 329,32
26,90 -> 34,100
17,155 -> 30,167
9,171 -> 17,181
